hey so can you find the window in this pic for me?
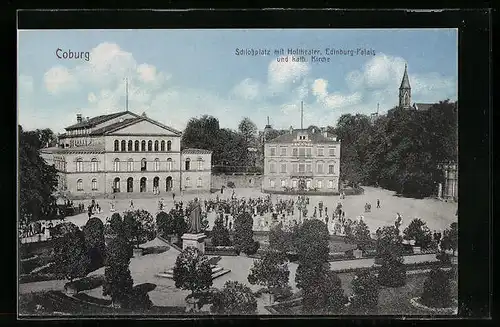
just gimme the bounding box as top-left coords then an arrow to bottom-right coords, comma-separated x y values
306,164 -> 312,172
292,180 -> 298,188
329,148 -> 335,156
185,158 -> 191,171
167,141 -> 172,151
328,164 -> 335,174
299,148 -> 305,156
154,140 -> 159,151
148,140 -> 152,151
317,180 -> 323,189
317,163 -> 324,174
299,164 -> 305,173
141,140 -> 146,151
328,180 -> 334,189
281,179 -> 286,187
161,140 -> 165,151
114,158 -> 120,172
270,148 -> 276,156
76,158 -> 84,172
92,179 -> 98,191
90,158 -> 98,172
114,140 -> 119,151
186,177 -> 191,187
306,148 -> 312,157
280,147 -> 287,156
317,148 -> 324,156
141,158 -> 147,171
197,158 -> 203,170
270,162 -> 276,173
77,179 -> 83,191
127,159 -> 134,172
269,179 -> 275,188
306,180 -> 311,189
154,158 -> 160,171
167,158 -> 172,171
292,148 -> 298,156
128,140 -> 133,151
280,163 -> 287,173
292,163 -> 298,173
197,177 -> 202,188
121,140 -> 126,152
135,140 -> 140,151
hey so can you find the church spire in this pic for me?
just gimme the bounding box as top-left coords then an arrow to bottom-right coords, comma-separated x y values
399,63 -> 412,109
400,63 -> 411,89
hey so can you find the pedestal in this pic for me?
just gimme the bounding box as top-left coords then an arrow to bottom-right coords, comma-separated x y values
353,249 -> 363,259
181,233 -> 206,254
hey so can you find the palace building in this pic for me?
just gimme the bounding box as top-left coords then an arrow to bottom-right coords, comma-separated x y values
40,111 -> 212,197
262,126 -> 341,194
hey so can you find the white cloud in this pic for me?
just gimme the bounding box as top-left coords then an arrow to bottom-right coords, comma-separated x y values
267,56 -> 311,94
323,92 -> 363,109
43,66 -> 78,95
311,78 -> 328,99
232,78 -> 261,100
18,75 -> 34,93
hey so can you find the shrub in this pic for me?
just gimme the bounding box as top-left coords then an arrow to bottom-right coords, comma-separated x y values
122,210 -> 156,249
375,226 -> 406,287
173,247 -> 213,299
268,222 -> 294,254
156,212 -> 174,237
50,222 -> 79,239
211,281 -> 257,314
103,236 -> 133,307
65,275 -> 105,292
248,250 -> 289,297
420,268 -> 453,308
211,216 -> 231,247
109,213 -> 123,235
403,218 -> 433,249
171,209 -> 188,240
436,251 -> 451,265
353,220 -> 372,252
83,217 -> 106,270
53,229 -> 91,282
440,222 -> 458,255
349,269 -> 379,314
233,212 -> 256,254
302,270 -> 347,315
227,181 -> 235,188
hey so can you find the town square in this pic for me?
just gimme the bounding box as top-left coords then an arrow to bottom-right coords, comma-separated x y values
18,28 -> 458,316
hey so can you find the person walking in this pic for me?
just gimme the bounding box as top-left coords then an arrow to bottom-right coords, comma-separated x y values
377,199 -> 380,208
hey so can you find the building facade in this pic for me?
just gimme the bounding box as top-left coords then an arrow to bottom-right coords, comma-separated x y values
40,111 -> 212,197
262,128 -> 341,194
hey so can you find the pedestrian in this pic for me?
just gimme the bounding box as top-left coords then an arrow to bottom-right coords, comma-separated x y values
229,221 -> 232,231
377,199 -> 380,208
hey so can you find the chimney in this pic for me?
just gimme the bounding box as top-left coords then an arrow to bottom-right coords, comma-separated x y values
76,114 -> 82,123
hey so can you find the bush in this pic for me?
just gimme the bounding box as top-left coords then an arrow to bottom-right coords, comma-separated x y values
156,212 -> 174,237
227,181 -> 235,188
349,269 -> 379,314
375,226 -> 406,287
353,220 -> 372,252
302,270 -> 347,314
50,222 -> 79,239
436,251 -> 451,265
440,222 -> 458,255
403,218 -> 433,250
173,247 -> 213,298
83,217 -> 106,270
211,216 -> 231,247
53,229 -> 91,282
109,213 -> 123,235
248,250 -> 289,297
233,212 -> 256,255
65,275 -> 105,292
122,210 -> 156,249
103,236 -> 133,307
211,281 -> 257,314
268,222 -> 294,254
420,268 -> 453,308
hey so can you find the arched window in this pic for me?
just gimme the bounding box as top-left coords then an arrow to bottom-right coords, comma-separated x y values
128,140 -> 133,151
141,140 -> 146,151
127,158 -> 134,172
114,140 -> 119,151
197,177 -> 202,188
77,179 -> 83,191
185,158 -> 191,171
141,158 -> 147,171
167,158 -> 172,171
167,140 -> 172,151
197,157 -> 204,170
92,178 -> 98,191
161,140 -> 165,151
114,158 -> 120,172
121,140 -> 126,152
135,140 -> 140,151
154,158 -> 160,171
154,140 -> 159,152
76,158 -> 84,172
185,177 -> 191,187
148,140 -> 152,151
90,158 -> 98,172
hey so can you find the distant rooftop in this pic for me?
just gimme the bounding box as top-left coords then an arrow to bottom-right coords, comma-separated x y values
267,128 -> 338,144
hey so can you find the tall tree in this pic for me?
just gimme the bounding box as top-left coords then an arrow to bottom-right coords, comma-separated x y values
238,117 -> 258,144
181,115 -> 220,152
375,226 -> 406,287
19,125 -> 58,224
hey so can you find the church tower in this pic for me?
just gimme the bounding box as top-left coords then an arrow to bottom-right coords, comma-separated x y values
399,63 -> 412,109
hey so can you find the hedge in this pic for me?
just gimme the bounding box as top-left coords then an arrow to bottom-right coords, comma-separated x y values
64,275 -> 105,292
72,293 -> 112,306
205,246 -> 238,256
19,273 -> 64,284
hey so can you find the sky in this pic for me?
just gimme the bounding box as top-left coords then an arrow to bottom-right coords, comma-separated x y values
17,29 -> 457,134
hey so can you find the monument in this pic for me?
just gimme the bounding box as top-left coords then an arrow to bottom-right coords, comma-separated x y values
181,198 -> 206,254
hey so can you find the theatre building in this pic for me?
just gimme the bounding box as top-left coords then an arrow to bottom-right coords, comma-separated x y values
40,111 -> 212,197
263,127 -> 341,194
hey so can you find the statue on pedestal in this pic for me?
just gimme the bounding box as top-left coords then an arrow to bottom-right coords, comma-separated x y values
189,198 -> 202,234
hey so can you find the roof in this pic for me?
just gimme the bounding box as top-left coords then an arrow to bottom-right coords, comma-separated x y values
89,118 -> 141,135
65,112 -> 128,130
400,64 -> 411,89
181,148 -> 212,154
413,103 -> 434,111
40,145 -> 105,154
267,129 -> 339,144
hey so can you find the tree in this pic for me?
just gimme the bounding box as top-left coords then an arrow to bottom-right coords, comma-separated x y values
420,267 -> 453,308
268,222 -> 291,254
301,270 -> 347,314
440,222 -> 458,255
403,218 -> 433,249
248,250 -> 290,296
108,213 -> 123,235
353,220 -> 372,252
122,210 -> 155,249
211,281 -> 257,315
173,247 -> 213,300
170,209 -> 188,242
50,222 -> 79,239
375,226 -> 406,287
233,212 -> 258,254
83,217 -> 106,270
211,216 -> 231,247
103,235 -> 133,307
349,269 -> 379,314
156,211 -> 174,237
238,117 -> 258,144
19,126 -> 58,224
54,229 -> 91,282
